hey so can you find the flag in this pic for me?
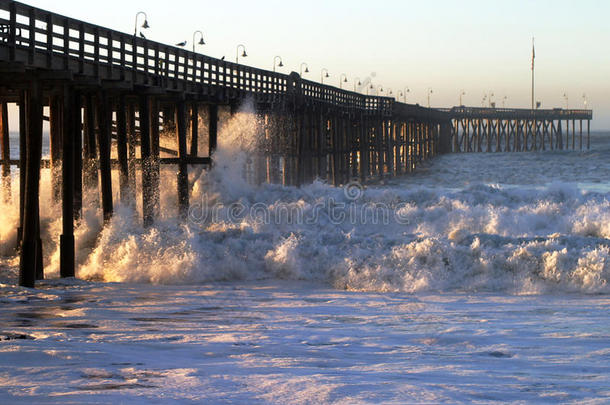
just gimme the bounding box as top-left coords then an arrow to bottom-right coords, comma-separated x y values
531,38 -> 535,71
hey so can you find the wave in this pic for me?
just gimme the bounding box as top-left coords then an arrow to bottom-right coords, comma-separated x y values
0,102 -> 609,294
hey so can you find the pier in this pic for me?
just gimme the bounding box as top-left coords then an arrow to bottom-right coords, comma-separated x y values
0,1 -> 592,287
447,107 -> 593,152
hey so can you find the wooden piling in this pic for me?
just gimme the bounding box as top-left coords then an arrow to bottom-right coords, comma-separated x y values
73,93 -> 83,219
19,80 -> 43,288
190,103 -> 199,157
96,92 -> 113,222
17,91 -> 26,243
139,95 -> 154,226
150,97 -> 160,218
176,99 -> 189,218
208,104 -> 218,157
0,101 -> 10,202
60,86 -> 76,278
116,94 -> 130,204
83,93 -> 98,191
126,101 -> 137,198
49,95 -> 62,202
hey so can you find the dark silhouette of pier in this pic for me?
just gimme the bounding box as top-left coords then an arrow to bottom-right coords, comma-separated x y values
0,1 -> 593,287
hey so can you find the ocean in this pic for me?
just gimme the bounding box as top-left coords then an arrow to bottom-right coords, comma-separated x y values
0,108 -> 609,403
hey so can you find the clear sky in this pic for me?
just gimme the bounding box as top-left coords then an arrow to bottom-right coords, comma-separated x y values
23,0 -> 610,129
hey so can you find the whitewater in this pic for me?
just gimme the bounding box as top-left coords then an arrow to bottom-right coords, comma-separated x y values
0,106 -> 609,403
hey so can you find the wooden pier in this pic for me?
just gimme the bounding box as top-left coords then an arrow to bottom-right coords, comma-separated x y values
0,1 -> 592,287
447,107 -> 593,152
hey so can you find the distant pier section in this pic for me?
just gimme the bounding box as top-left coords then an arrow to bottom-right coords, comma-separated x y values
445,106 -> 592,152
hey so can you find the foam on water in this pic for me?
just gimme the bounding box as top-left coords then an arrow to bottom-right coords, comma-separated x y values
1,101 -> 609,294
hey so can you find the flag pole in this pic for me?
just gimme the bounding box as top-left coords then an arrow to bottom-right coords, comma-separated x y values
531,37 -> 535,110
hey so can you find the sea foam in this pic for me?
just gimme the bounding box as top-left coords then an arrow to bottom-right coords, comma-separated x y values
0,102 -> 609,294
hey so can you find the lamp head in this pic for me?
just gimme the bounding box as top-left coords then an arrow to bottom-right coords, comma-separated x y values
343,77 -> 347,82
357,81 -> 361,86
198,38 -> 205,45
305,67 -> 309,73
278,60 -> 283,67
325,72 -> 329,78
142,20 -> 150,29
242,51 -> 248,57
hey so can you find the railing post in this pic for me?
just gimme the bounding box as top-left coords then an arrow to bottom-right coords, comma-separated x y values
45,13 -> 52,68
28,8 -> 35,65
9,1 -> 17,61
62,17 -> 69,70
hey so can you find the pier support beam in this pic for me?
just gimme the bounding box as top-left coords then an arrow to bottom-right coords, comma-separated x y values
0,102 -> 10,202
176,99 -> 189,218
60,86 -> 77,278
19,81 -> 43,288
17,91 -> 26,243
116,94 -> 130,205
97,92 -> 113,222
139,95 -> 154,226
49,95 -> 62,203
190,102 -> 199,157
83,93 -> 98,193
208,104 -> 218,157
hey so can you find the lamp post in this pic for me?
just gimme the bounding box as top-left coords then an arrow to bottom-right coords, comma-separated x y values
563,92 -> 569,109
339,74 -> 348,89
134,11 -> 149,37
582,93 -> 588,109
192,30 -> 205,52
321,68 -> 329,84
353,77 -> 361,92
236,44 -> 247,64
427,88 -> 433,108
459,90 -> 465,106
399,87 -> 410,103
273,56 -> 283,72
300,63 -> 309,76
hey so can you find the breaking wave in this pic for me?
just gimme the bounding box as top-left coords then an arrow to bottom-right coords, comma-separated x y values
1,101 -> 609,294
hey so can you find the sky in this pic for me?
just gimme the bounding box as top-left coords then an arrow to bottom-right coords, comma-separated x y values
22,0 -> 610,129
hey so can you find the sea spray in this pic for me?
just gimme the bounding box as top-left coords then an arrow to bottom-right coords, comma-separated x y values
1,107 -> 609,293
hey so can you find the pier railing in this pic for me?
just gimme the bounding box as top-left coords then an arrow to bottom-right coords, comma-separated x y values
0,0 -> 432,118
